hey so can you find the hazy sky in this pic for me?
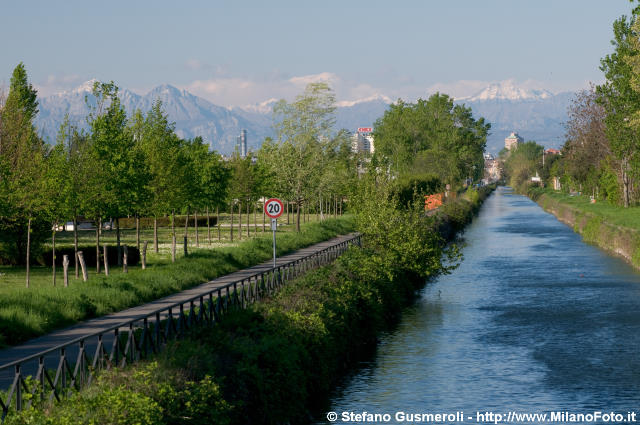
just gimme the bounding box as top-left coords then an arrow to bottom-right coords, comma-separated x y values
0,1 -> 635,106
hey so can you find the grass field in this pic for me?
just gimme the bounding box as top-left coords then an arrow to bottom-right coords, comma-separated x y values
532,188 -> 640,230
0,215 -> 354,347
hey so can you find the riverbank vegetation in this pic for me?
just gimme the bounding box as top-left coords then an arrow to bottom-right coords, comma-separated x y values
502,3 -> 640,207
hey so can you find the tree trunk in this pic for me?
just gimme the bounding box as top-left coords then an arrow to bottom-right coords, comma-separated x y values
52,223 -> 56,286
183,236 -> 188,257
136,216 -> 140,251
207,206 -> 211,245
246,201 -> 250,238
262,202 -> 266,232
195,210 -> 199,247
96,217 -> 101,274
287,200 -> 290,225
26,217 -> 31,288
172,235 -> 176,263
253,202 -> 257,236
217,206 -> 221,241
171,210 -> 175,238
74,214 -> 79,278
154,217 -> 158,253
230,202 -> 234,242
238,201 -> 242,240
184,208 -> 189,238
116,218 -> 122,266
296,201 -> 301,232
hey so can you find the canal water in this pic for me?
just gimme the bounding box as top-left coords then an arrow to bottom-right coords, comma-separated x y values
318,187 -> 640,424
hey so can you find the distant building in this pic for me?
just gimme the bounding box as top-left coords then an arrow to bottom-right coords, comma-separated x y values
505,132 -> 523,150
236,129 -> 247,158
351,127 -> 375,154
545,148 -> 561,155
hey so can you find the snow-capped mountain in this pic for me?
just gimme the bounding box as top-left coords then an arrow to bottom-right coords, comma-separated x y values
35,80 -> 574,155
459,80 -> 555,102
37,82 -> 271,154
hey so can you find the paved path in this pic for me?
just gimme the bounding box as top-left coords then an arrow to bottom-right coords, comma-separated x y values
0,233 -> 357,385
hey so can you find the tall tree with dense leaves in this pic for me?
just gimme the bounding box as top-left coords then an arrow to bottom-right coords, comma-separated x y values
0,63 -> 47,286
597,11 -> 640,207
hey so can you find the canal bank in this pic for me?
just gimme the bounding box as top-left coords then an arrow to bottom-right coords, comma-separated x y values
530,189 -> 640,269
4,187 -> 494,425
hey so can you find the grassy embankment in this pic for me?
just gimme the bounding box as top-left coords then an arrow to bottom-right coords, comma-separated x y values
0,216 -> 354,347
529,187 -> 640,268
4,187 -> 493,425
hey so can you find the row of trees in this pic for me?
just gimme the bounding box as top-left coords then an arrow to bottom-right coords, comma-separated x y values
505,4 -> 640,205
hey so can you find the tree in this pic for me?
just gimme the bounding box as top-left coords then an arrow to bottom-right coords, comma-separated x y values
88,81 -> 148,262
0,63 -> 47,286
597,11 -> 640,207
271,82 -> 337,231
373,93 -> 489,187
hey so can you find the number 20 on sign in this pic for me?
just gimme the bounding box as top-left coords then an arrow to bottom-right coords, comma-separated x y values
264,198 -> 283,267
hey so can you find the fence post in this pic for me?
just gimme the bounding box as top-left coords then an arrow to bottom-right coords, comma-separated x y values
183,236 -> 188,257
123,246 -> 128,273
142,241 -> 148,270
172,235 -> 176,263
103,245 -> 109,276
63,255 -> 69,287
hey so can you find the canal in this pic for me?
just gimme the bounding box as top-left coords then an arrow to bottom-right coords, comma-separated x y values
318,187 -> 640,424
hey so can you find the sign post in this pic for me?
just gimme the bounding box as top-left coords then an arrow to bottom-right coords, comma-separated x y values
264,198 -> 284,267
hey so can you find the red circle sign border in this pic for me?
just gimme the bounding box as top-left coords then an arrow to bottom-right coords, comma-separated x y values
264,198 -> 284,219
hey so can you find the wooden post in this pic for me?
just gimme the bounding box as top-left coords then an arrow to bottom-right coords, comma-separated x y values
183,236 -> 188,257
78,251 -> 88,282
142,241 -> 148,270
246,201 -> 250,238
63,255 -> 69,288
172,235 -> 176,263
103,245 -> 109,276
122,246 -> 128,273
253,202 -> 257,236
26,217 -> 31,289
287,200 -> 290,225
262,202 -> 266,232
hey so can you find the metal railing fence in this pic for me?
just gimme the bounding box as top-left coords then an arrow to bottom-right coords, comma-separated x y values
0,233 -> 361,421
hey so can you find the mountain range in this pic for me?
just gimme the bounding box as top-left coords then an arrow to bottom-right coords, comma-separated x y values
35,80 -> 574,155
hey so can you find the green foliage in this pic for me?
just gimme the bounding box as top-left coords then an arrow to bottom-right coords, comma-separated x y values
392,173 -> 443,208
372,93 -> 489,186
502,141 -> 544,192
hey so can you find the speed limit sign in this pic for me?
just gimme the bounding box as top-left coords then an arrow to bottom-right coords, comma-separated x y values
264,198 -> 284,219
